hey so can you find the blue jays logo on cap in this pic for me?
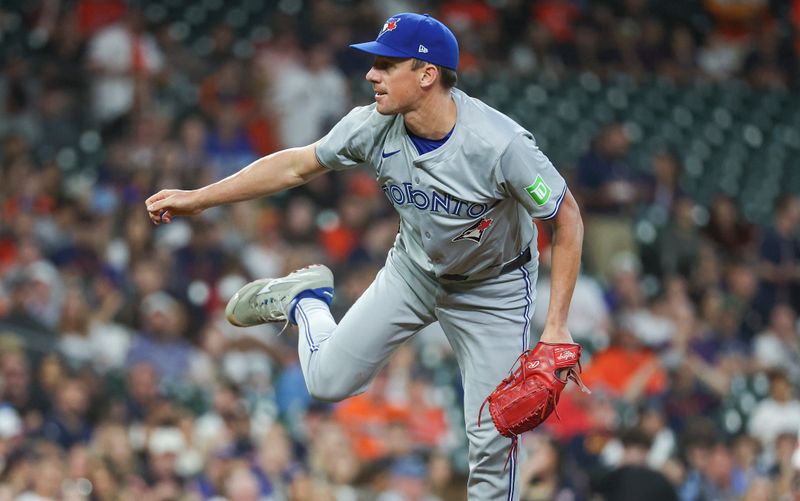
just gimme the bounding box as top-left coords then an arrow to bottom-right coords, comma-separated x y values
378,18 -> 400,38
350,13 -> 459,70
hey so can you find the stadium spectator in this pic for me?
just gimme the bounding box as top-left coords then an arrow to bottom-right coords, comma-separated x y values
250,423 -> 297,497
644,150 -> 684,223
661,26 -> 699,83
144,426 -> 186,490
533,267 -> 611,351
198,59 -> 279,159
404,370 -> 451,450
678,419 -> 724,500
153,22 -> 207,86
86,9 -> 164,133
771,431 -> 799,499
15,455 -> 65,501
636,17 -> 672,76
639,403 -> 677,469
723,261 -> 764,340
378,454 -> 442,501
663,360 -> 720,433
742,24 -> 796,89
655,197 -> 703,279
753,303 -> 800,383
580,324 -> 668,402
703,194 -> 757,262
307,417 -> 361,495
203,100 -> 259,181
40,377 -> 92,450
604,251 -> 646,317
91,421 -> 140,480
207,22 -> 237,71
518,432 -> 585,500
591,427 -> 678,501
168,218 -> 228,298
0,343 -> 47,428
169,114 -> 212,187
575,123 -> 643,281
747,370 -> 800,456
123,361 -> 160,423
756,195 -> 800,317
126,292 -> 196,382
268,43 -> 348,149
333,368 -> 410,460
85,455 -> 130,501
0,56 -> 40,146
193,382 -> 247,456
35,84 -> 82,162
39,10 -> 87,94
729,434 -> 764,497
428,450 -> 466,501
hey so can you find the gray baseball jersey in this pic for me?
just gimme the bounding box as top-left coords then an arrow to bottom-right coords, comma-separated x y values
316,88 -> 567,279
308,87 -> 568,501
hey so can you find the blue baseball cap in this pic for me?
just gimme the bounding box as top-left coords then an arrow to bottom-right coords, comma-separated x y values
350,13 -> 459,70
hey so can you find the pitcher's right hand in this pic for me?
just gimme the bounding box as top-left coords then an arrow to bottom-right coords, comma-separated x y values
145,189 -> 204,225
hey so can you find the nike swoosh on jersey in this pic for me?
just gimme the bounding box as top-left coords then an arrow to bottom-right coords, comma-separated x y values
382,149 -> 401,158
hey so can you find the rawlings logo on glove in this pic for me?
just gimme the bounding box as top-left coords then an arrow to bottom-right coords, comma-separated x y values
479,342 -> 591,467
556,349 -> 576,362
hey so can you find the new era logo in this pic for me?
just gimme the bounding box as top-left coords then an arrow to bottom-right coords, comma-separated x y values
418,44 -> 429,53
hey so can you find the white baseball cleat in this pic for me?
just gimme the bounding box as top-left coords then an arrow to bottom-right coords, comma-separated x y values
225,265 -> 334,327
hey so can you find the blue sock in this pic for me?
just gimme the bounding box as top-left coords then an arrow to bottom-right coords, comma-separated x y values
288,287 -> 334,325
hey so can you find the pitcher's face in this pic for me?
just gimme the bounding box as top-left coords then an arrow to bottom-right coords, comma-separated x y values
366,57 -> 424,115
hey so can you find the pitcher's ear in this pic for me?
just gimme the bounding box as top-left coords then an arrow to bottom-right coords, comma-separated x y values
419,63 -> 438,89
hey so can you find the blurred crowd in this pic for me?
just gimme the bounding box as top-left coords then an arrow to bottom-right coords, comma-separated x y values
1,0 -> 800,500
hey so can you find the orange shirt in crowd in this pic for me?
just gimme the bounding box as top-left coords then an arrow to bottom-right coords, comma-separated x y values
532,0 -> 581,43
333,393 -> 410,460
704,0 -> 770,40
319,225 -> 359,264
407,405 -> 449,449
580,347 -> 667,397
439,0 -> 496,28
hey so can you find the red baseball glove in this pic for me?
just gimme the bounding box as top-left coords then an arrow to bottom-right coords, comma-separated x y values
479,342 -> 590,441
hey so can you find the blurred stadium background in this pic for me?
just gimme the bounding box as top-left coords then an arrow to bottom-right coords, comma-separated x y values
1,0 -> 800,499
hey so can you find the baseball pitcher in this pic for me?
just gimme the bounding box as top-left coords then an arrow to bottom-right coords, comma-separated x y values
146,13 -> 587,500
